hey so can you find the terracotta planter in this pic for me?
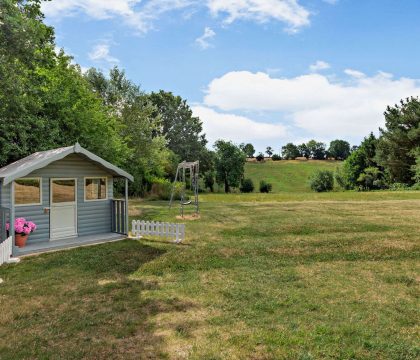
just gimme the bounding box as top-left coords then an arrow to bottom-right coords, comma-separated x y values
15,234 -> 29,248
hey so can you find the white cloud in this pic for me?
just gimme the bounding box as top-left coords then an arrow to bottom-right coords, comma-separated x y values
344,68 -> 365,78
42,0 -> 194,34
88,43 -> 119,64
202,70 -> 420,140
309,60 -> 330,72
195,27 -> 216,49
207,0 -> 310,32
192,106 -> 288,145
42,0 -> 312,34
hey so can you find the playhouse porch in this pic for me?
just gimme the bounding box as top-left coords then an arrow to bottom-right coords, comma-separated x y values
16,232 -> 127,256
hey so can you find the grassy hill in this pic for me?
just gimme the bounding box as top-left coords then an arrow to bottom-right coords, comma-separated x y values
244,159 -> 341,193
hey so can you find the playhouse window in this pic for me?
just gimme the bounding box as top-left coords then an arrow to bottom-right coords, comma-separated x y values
85,177 -> 107,201
14,178 -> 42,205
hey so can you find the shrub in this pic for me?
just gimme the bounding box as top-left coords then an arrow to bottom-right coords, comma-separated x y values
240,178 -> 254,193
256,153 -> 265,162
334,167 -> 351,190
389,182 -> 410,191
149,178 -> 183,200
309,170 -> 334,192
272,154 -> 282,161
259,180 -> 273,193
411,182 -> 420,190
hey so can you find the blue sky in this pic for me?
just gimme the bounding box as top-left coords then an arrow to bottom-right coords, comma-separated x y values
42,0 -> 420,152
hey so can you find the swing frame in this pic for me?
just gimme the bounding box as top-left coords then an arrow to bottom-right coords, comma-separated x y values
169,161 -> 199,217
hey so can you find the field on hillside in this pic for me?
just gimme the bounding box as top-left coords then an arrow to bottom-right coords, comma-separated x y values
244,160 -> 341,193
1,191 -> 419,359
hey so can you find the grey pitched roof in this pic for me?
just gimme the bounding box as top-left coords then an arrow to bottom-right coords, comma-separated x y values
0,143 -> 133,185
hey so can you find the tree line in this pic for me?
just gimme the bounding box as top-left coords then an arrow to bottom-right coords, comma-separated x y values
240,139 -> 353,161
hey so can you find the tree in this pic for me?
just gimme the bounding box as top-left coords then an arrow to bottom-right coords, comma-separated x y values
148,90 -> 209,169
328,139 -> 351,160
376,97 -> 420,185
204,171 -> 215,192
84,67 -> 171,195
239,143 -> 255,158
266,146 -> 274,158
214,140 -> 246,193
357,167 -> 384,190
307,140 -> 326,160
281,143 -> 300,160
339,133 -> 380,189
297,143 -> 310,158
0,1 -> 128,168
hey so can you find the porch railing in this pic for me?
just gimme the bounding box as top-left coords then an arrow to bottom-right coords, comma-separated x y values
0,207 -> 12,265
0,207 -> 10,244
111,200 -> 127,235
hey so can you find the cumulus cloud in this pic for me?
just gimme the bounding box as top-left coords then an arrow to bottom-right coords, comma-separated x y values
202,70 -> 420,140
192,106 -> 288,145
42,0 -> 194,34
195,27 -> 216,49
207,0 -> 310,32
309,60 -> 330,72
42,0 -> 312,34
88,43 -> 119,64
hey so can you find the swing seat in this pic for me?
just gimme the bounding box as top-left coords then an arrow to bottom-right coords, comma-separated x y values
181,200 -> 192,205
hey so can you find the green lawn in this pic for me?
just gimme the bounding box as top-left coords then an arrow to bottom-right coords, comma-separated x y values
0,192 -> 419,359
244,160 -> 341,192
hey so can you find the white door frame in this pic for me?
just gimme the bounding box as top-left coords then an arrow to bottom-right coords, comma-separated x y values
50,178 -> 78,240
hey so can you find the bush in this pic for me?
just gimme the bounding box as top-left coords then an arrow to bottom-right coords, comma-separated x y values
240,178 -> 254,193
149,178 -> 183,200
256,153 -> 265,162
334,167 -> 350,190
411,182 -> 420,190
309,170 -> 334,192
259,180 -> 273,193
272,154 -> 282,161
389,182 -> 411,191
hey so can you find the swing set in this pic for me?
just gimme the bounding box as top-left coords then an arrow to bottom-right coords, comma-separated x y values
169,161 -> 199,217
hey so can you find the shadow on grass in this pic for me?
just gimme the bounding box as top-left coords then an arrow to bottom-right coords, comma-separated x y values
0,240 -> 196,359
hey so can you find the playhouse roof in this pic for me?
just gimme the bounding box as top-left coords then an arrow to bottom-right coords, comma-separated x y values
0,143 -> 133,185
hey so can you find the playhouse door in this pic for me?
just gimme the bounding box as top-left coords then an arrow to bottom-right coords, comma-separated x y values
50,179 -> 77,240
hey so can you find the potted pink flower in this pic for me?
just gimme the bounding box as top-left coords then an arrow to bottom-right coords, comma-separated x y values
6,218 -> 37,248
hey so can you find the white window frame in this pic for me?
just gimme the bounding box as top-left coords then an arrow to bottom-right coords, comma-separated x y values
14,177 -> 43,207
84,177 -> 108,202
50,178 -> 77,205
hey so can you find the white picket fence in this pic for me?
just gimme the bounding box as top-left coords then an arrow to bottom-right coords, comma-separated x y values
131,220 -> 185,243
0,236 -> 13,266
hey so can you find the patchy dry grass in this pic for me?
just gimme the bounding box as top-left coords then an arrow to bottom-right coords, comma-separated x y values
0,191 -> 419,359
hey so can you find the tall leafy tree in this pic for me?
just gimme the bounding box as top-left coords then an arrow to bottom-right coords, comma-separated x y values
0,0 -> 56,165
376,97 -> 420,184
148,90 -> 208,167
214,140 -> 246,193
281,143 -> 300,160
0,0 -> 126,167
338,133 -> 380,189
239,143 -> 255,158
266,146 -> 274,158
84,67 -> 172,195
297,143 -> 310,158
307,140 -> 326,160
328,139 -> 351,160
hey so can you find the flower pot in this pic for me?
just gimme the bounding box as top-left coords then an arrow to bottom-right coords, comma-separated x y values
15,234 -> 29,248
